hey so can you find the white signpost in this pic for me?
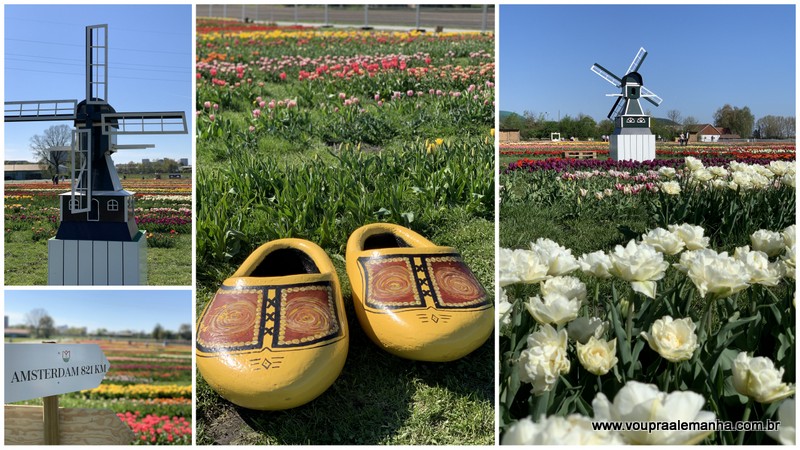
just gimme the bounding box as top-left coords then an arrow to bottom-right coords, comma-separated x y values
5,343 -> 110,403
5,343 -> 133,445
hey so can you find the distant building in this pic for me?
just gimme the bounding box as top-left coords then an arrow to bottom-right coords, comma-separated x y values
499,128 -> 521,143
142,159 -> 151,164
5,161 -> 47,180
5,328 -> 31,338
685,124 -> 722,143
179,158 -> 189,166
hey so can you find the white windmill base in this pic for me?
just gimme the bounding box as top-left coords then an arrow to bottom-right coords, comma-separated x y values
47,232 -> 147,285
610,134 -> 656,162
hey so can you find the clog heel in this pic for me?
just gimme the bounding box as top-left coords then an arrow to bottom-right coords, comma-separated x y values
346,223 -> 494,362
196,239 -> 348,410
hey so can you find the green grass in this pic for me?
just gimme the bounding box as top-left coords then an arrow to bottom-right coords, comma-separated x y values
4,233 -> 191,286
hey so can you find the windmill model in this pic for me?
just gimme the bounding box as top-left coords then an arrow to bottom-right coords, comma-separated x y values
5,25 -> 188,285
591,47 -> 663,161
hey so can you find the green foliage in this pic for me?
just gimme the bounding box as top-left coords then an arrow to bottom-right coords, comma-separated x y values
713,104 -> 755,139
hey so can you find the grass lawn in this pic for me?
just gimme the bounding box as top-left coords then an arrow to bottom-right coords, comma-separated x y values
4,233 -> 191,286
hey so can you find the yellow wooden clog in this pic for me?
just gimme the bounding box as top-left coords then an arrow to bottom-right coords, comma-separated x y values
196,239 -> 348,410
346,223 -> 494,362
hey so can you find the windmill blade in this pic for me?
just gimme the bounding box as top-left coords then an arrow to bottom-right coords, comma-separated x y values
591,63 -> 621,88
5,100 -> 77,122
607,96 -> 624,119
86,24 -> 108,104
626,47 -> 647,74
100,112 -> 188,135
641,86 -> 663,106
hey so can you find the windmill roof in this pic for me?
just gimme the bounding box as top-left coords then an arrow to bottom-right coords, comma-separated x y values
686,124 -> 722,135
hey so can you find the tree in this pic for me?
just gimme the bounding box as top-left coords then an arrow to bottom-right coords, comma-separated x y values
39,315 -> 55,339
178,323 -> 192,341
30,125 -> 72,176
755,115 -> 795,139
666,109 -> 683,126
683,116 -> 699,128
713,104 -> 755,138
152,323 -> 165,340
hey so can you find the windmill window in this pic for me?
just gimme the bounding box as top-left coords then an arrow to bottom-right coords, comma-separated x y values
69,199 -> 80,210
107,199 -> 119,211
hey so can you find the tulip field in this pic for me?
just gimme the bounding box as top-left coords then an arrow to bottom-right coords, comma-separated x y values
4,178 -> 192,285
500,145 -> 796,444
10,339 -> 192,445
195,19 -> 494,445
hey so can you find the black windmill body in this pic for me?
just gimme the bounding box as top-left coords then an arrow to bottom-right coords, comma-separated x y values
5,25 -> 187,241
591,47 -> 663,132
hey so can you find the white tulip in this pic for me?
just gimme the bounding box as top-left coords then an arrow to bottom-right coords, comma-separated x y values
690,168 -> 714,183
732,352 -> 795,404
707,166 -> 729,178
577,337 -> 618,376
766,398 -> 795,445
659,181 -> 681,195
592,381 -> 716,444
675,249 -> 750,299
685,156 -> 704,172
658,166 -> 677,179
751,229 -> 786,258
578,251 -> 613,279
782,244 -> 796,279
568,316 -> 608,344
501,416 -> 537,445
498,289 -> 513,329
782,225 -> 796,248
540,276 -> 587,303
640,316 -> 699,362
499,248 -> 550,286
518,324 -> 570,395
525,293 -> 581,326
734,246 -> 785,286
502,414 -> 624,445
769,161 -> 794,176
608,240 -> 669,299
530,238 -> 580,276
641,227 -> 685,255
668,223 -> 710,250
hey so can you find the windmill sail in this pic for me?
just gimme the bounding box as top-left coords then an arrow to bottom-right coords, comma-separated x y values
86,25 -> 108,104
590,63 -> 622,88
626,47 -> 647,75
70,129 -> 92,214
5,100 -> 77,122
640,86 -> 663,106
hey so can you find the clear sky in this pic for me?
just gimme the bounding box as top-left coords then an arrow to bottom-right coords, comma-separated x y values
499,4 -> 796,124
4,4 -> 192,163
5,290 -> 192,334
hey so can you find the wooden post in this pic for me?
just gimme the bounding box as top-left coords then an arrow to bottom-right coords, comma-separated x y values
43,396 -> 59,444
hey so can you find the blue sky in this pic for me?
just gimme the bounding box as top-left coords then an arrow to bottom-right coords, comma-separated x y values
4,290 -> 192,333
4,4 -> 192,163
499,5 -> 796,124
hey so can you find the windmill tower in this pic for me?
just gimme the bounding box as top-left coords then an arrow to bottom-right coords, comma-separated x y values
591,47 -> 663,161
5,24 -> 188,285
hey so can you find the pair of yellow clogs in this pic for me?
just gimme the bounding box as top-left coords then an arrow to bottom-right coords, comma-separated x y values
196,223 -> 494,410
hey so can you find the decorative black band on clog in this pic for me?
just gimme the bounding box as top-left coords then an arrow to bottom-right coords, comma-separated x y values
358,253 -> 489,311
196,281 -> 343,354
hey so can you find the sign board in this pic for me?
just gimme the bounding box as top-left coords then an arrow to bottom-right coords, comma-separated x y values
5,344 -> 110,403
5,405 -> 134,445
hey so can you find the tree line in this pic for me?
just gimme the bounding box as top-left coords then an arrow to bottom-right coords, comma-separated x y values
501,104 -> 795,141
14,308 -> 191,341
